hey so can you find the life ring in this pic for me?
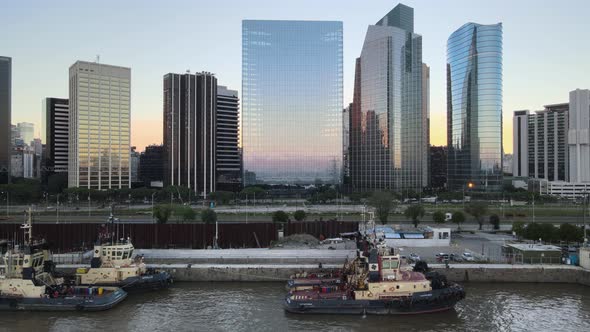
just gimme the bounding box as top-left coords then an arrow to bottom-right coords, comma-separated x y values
103,274 -> 108,279
389,287 -> 395,291
367,292 -> 373,298
11,287 -> 17,292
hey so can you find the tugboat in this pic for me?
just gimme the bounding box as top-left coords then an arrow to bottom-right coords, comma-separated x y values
284,231 -> 465,315
0,209 -> 127,311
74,212 -> 172,291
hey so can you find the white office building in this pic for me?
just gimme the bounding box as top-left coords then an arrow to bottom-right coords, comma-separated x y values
568,89 -> 590,183
68,61 -> 131,189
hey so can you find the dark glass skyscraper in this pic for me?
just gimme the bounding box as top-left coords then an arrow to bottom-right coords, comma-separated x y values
242,20 -> 343,184
0,56 -> 11,183
447,23 -> 503,191
349,4 -> 427,192
216,86 -> 242,192
163,72 -> 217,197
43,98 -> 69,175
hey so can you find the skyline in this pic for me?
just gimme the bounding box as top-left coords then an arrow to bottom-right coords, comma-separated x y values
3,0 -> 590,153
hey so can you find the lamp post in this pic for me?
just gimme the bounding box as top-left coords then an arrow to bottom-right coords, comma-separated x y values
88,195 -> 91,217
56,193 -> 60,224
2,191 -> 9,217
151,192 -> 156,224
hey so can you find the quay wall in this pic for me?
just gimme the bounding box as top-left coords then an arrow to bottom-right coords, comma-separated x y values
54,263 -> 590,285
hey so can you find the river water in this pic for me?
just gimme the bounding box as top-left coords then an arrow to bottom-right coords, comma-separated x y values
1,282 -> 589,332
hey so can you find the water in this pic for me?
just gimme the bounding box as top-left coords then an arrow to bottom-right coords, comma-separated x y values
1,282 -> 589,332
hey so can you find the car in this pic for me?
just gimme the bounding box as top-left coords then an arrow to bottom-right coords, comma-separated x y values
461,252 -> 475,261
450,253 -> 463,262
409,253 -> 421,263
435,253 -> 450,262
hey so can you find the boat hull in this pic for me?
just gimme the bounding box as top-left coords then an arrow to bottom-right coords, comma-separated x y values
83,271 -> 173,292
284,285 -> 465,315
0,288 -> 127,311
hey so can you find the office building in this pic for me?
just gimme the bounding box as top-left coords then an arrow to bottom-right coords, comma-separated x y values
430,146 -> 447,190
216,86 -> 242,192
163,72 -> 217,197
242,20 -> 343,184
513,110 -> 529,177
343,104 -> 351,183
139,144 -> 164,188
422,63 -> 430,188
568,89 -> 590,183
349,4 -> 427,192
11,146 -> 34,178
17,122 -> 34,145
43,98 -> 69,174
447,23 -> 503,191
68,61 -> 131,189
130,146 -> 140,183
0,56 -> 10,183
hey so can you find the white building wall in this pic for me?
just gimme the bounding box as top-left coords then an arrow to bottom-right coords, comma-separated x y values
569,89 -> 590,183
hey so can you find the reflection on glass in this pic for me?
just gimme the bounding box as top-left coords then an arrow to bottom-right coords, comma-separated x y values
242,20 -> 343,184
447,23 -> 503,191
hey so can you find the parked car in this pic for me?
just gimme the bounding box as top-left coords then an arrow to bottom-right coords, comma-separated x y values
461,252 -> 475,261
409,253 -> 421,263
435,253 -> 450,262
450,253 -> 463,262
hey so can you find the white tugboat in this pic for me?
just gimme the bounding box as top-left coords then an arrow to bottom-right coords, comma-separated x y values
0,209 -> 127,311
75,212 -> 172,291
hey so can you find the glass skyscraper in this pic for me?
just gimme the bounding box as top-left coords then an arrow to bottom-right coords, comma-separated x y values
242,20 -> 343,184
447,23 -> 503,192
349,4 -> 427,192
69,61 -> 131,189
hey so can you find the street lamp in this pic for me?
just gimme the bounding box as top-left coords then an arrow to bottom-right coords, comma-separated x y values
151,192 -> 156,224
2,191 -> 8,217
56,193 -> 60,224
88,195 -> 91,217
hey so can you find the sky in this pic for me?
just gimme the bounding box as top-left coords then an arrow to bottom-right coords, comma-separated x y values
2,0 -> 590,154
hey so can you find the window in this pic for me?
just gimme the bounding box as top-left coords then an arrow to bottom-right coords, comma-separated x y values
382,260 -> 390,269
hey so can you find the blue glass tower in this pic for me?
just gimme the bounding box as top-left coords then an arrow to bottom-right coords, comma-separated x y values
242,20 -> 343,184
447,23 -> 503,191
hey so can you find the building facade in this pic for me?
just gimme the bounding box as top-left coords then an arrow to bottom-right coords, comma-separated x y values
43,98 -> 69,175
430,146 -> 447,190
422,63 -> 430,188
68,61 -> 131,189
568,89 -> 590,183
447,22 -> 503,191
512,110 -> 529,177
17,122 -> 34,145
242,20 -> 343,184
163,72 -> 217,197
130,146 -> 140,183
139,144 -> 164,188
343,104 -> 351,183
349,4 -> 427,192
0,56 -> 11,183
216,86 -> 242,192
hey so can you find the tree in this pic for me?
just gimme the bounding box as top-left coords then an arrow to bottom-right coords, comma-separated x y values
452,211 -> 465,230
272,210 -> 289,224
153,204 -> 173,224
464,202 -> 488,230
489,214 -> 500,230
559,223 -> 584,243
405,205 -> 425,228
512,221 -> 526,238
432,211 -> 445,224
175,205 -> 196,223
201,208 -> 217,224
209,191 -> 235,205
293,210 -> 307,222
368,192 -> 395,224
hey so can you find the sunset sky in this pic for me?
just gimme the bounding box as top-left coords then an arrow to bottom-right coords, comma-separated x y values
3,0 -> 590,153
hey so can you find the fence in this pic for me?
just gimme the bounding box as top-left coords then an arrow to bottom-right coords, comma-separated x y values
0,220 -> 359,251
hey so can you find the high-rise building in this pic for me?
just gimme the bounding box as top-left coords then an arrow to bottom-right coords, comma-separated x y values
343,104 -> 351,183
447,23 -> 503,191
349,4 -> 427,192
216,86 -> 242,192
422,63 -> 430,188
513,103 -> 569,182
0,56 -> 11,183
43,98 -> 69,174
17,122 -> 34,145
163,72 -> 217,197
11,146 -> 34,178
68,61 -> 131,189
568,89 -> 590,183
430,146 -> 448,190
139,144 -> 165,188
130,146 -> 140,183
513,110 -> 529,177
242,20 -> 343,184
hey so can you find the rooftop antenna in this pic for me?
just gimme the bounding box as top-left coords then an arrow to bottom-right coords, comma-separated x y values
95,54 -> 100,64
